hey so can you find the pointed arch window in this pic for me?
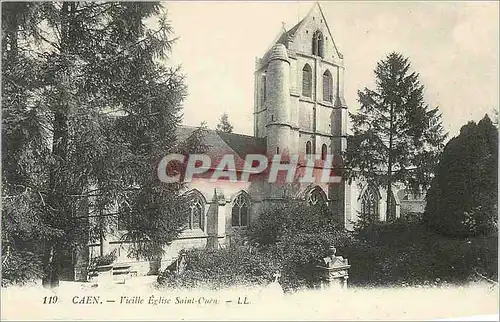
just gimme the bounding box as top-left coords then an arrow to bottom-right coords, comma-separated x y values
387,191 -> 397,222
312,30 -> 324,57
307,186 -> 327,206
117,201 -> 131,231
361,185 -> 380,222
323,70 -> 332,102
305,141 -> 312,156
260,72 -> 267,107
232,193 -> 250,227
321,144 -> 327,161
302,64 -> 312,98
185,190 -> 205,231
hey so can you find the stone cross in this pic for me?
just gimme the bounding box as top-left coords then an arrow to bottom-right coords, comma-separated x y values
273,271 -> 281,283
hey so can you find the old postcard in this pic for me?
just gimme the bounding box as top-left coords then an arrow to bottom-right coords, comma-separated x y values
1,1 -> 498,320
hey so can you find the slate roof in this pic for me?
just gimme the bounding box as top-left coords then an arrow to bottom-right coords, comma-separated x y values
276,18 -> 305,47
177,126 -> 266,170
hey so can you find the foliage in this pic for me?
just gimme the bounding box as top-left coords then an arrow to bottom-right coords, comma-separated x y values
341,219 -> 498,287
344,52 -> 447,218
423,115 -> 498,237
1,2 -> 204,286
157,246 -> 280,290
352,210 -> 381,233
248,202 -> 345,246
248,202 -> 351,291
89,250 -> 117,268
216,112 -> 234,133
1,250 -> 44,287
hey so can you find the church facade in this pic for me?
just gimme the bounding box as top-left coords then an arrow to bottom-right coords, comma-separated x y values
79,3 -> 425,281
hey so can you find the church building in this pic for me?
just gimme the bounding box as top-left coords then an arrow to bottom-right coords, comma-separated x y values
80,2 -> 424,281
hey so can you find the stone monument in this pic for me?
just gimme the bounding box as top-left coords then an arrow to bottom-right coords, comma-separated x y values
317,246 -> 351,289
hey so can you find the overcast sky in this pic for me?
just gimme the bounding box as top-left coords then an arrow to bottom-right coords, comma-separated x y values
165,1 -> 499,138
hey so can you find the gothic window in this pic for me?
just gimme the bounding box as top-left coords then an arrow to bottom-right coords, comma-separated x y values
302,64 -> 312,97
305,141 -> 312,155
232,192 -> 250,227
321,144 -> 327,161
185,190 -> 205,230
312,30 -> 324,57
260,73 -> 267,107
361,185 -> 380,221
307,186 -> 326,206
276,147 -> 280,154
323,70 -> 332,102
387,191 -> 397,222
117,201 -> 131,231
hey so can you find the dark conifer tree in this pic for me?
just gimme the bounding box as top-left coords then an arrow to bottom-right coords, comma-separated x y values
1,2 -> 205,287
423,115 -> 498,237
216,112 -> 234,133
344,52 -> 447,220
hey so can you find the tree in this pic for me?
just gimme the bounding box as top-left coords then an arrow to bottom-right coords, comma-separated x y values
216,112 -> 233,133
344,52 -> 447,220
1,2 -> 205,287
423,115 -> 498,237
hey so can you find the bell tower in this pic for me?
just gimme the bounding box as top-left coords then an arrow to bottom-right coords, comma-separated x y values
253,2 -> 349,225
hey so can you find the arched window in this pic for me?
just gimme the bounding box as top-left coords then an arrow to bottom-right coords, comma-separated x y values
323,70 -> 332,102
302,64 -> 312,97
361,185 -> 380,222
185,190 -> 205,230
321,144 -> 327,161
117,201 -> 131,231
276,147 -> 280,154
387,190 -> 397,222
312,30 -> 324,57
232,192 -> 250,227
307,186 -> 327,206
305,141 -> 312,155
261,73 -> 267,107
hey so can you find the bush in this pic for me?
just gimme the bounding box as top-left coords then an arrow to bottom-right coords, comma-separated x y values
249,202 -> 351,291
157,246 -> 280,290
341,219 -> 498,287
89,250 -> 117,268
260,231 -> 351,291
248,202 -> 345,246
1,250 -> 43,287
158,202 -> 352,292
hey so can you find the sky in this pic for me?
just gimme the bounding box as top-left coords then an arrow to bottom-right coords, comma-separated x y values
164,1 -> 499,138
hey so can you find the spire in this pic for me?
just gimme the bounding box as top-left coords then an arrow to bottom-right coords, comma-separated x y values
212,188 -> 218,203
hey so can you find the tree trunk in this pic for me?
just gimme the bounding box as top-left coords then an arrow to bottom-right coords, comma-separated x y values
43,1 -> 73,288
386,103 -> 394,221
42,246 -> 60,288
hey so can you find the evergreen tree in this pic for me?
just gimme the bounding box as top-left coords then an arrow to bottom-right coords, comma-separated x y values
1,2 -> 204,287
344,52 -> 447,220
423,115 -> 498,237
216,112 -> 233,133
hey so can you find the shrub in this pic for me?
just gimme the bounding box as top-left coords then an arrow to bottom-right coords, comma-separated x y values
89,250 -> 117,269
341,219 -> 498,287
1,250 -> 43,287
157,246 -> 280,290
249,202 -> 351,291
249,202 -> 345,246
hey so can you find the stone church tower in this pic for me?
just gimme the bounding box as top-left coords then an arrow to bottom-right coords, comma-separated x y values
253,2 -> 349,223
